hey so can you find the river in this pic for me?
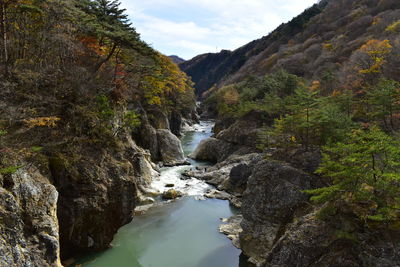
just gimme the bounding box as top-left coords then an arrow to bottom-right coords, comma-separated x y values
76,121 -> 241,267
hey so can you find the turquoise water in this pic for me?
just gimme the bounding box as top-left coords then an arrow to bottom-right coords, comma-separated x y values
77,122 -> 241,267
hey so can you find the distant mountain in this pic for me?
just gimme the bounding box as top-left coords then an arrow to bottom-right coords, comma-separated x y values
169,55 -> 186,64
180,0 -> 400,97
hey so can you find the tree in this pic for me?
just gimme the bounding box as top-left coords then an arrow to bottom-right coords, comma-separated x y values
366,78 -> 400,130
284,84 -> 319,148
306,126 -> 400,225
76,0 -> 142,73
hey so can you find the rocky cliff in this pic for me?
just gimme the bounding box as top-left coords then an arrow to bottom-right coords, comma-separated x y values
0,103 -> 192,265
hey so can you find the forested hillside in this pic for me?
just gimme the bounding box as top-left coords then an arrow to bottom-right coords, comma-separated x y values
0,0 -> 195,265
181,0 -> 400,97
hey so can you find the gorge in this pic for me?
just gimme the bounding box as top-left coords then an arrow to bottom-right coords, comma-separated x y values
1,0 -> 400,266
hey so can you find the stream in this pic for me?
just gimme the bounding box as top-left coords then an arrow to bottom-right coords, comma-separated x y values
76,121 -> 241,267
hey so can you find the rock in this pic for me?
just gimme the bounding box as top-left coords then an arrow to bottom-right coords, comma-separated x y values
205,189 -> 242,208
48,136 -> 158,261
240,160 -> 322,264
186,153 -> 262,196
190,138 -> 234,163
190,137 -> 253,163
216,110 -> 270,148
266,211 -> 400,267
162,189 -> 183,200
213,117 -> 236,134
134,204 -> 155,215
219,215 -> 243,249
272,147 -> 322,173
0,167 -> 61,267
156,129 -> 187,166
169,111 -> 183,137
148,109 -> 170,129
137,191 -> 155,205
205,189 -> 231,200
227,163 -> 253,194
135,122 -> 160,161
165,183 -> 175,188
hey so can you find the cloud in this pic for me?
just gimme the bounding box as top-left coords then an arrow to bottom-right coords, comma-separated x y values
120,0 -> 319,59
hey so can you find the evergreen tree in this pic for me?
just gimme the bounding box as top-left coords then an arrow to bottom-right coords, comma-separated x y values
306,126 -> 400,225
366,78 -> 400,130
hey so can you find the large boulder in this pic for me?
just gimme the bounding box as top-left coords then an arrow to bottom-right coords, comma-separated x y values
216,110 -> 270,148
190,137 -> 255,163
0,167 -> 61,267
240,160 -> 321,264
266,212 -> 400,267
156,129 -> 187,166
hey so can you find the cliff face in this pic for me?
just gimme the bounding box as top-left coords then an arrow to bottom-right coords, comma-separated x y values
0,167 -> 61,267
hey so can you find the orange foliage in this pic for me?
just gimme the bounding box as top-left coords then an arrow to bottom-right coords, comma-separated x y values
358,39 -> 392,74
23,116 -> 60,128
78,36 -> 106,56
310,80 -> 321,91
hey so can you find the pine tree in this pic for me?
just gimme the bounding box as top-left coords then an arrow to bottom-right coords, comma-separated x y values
366,78 -> 400,130
306,126 -> 400,225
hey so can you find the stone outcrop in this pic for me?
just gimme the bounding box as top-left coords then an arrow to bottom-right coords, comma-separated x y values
215,110 -> 271,148
190,138 -> 256,163
185,153 -> 262,196
190,111 -> 266,163
0,167 -> 61,267
219,215 -> 243,249
156,129 -> 187,166
49,136 -> 157,261
240,160 -> 322,264
266,211 -> 400,267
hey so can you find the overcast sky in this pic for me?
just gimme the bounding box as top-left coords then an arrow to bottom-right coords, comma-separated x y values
119,0 -> 319,60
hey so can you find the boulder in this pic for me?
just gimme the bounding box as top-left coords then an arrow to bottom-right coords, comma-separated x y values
156,129 -> 187,166
190,137 -> 244,163
266,212 -> 400,267
162,189 -> 183,200
216,110 -> 269,148
240,160 -> 322,264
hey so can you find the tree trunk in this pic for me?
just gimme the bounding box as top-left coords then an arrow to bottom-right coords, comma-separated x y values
0,1 -> 8,76
93,42 -> 118,74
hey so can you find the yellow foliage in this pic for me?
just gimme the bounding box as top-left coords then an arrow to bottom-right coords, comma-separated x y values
310,80 -> 321,91
385,20 -> 400,33
142,53 -> 193,106
23,116 -> 61,128
223,88 -> 240,105
359,39 -> 392,74
323,43 -> 334,51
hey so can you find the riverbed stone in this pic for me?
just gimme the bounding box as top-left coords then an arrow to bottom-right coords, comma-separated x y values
162,189 -> 183,199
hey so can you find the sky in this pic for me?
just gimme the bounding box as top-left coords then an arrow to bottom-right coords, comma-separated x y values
119,0 -> 320,60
